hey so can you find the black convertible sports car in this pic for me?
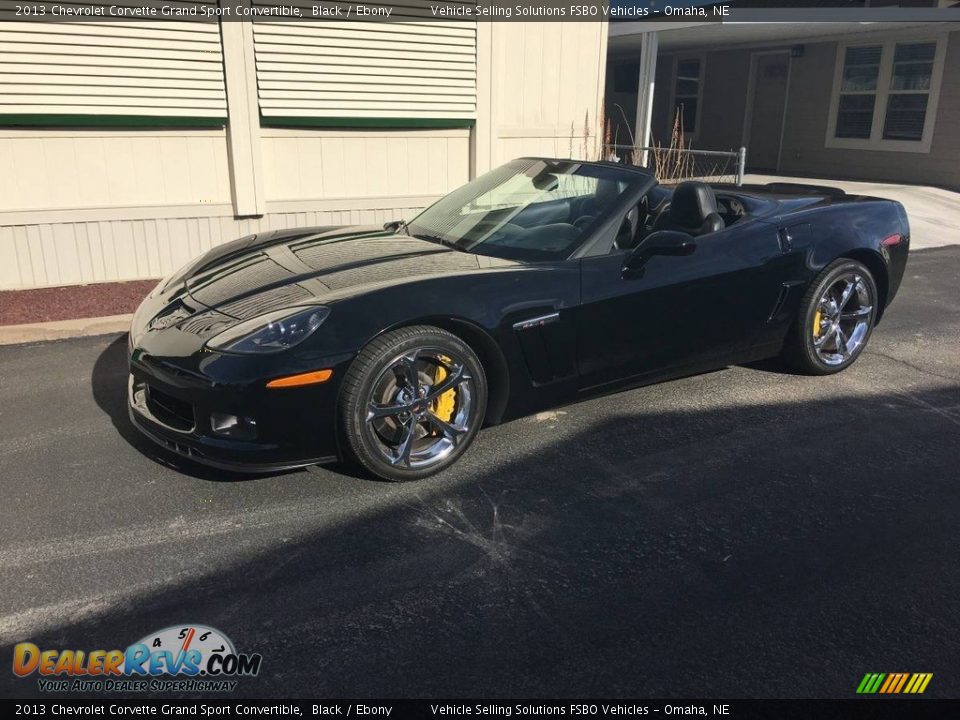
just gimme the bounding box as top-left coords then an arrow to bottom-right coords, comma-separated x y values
128,157 -> 909,480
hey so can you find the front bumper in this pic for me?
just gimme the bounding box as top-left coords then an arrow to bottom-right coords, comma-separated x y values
127,346 -> 353,473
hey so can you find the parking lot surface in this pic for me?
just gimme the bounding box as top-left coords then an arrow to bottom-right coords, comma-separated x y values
1,246 -> 958,699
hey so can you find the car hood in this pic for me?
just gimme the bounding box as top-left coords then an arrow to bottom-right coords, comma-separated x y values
179,226 -> 510,320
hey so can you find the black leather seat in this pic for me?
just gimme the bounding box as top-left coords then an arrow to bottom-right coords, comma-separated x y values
652,181 -> 724,237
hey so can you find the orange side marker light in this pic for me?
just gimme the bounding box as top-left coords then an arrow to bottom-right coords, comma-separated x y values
266,369 -> 333,388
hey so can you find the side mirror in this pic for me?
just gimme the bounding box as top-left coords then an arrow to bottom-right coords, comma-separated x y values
383,219 -> 406,233
623,230 -> 697,274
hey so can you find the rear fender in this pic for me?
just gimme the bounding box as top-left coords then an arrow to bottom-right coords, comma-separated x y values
786,201 -> 905,317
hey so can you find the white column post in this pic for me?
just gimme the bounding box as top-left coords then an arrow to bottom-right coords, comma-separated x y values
596,19 -> 610,161
219,9 -> 265,217
471,21 -> 493,179
634,31 -> 659,168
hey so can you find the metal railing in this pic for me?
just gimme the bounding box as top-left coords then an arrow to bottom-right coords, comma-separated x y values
605,145 -> 747,186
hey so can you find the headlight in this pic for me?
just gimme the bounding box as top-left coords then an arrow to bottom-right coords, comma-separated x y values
206,306 -> 330,354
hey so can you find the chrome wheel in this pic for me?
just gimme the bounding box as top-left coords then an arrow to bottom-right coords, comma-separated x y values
364,347 -> 476,469
812,272 -> 874,366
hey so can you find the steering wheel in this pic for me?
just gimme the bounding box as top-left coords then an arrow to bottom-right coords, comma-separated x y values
637,193 -> 650,226
471,220 -> 524,243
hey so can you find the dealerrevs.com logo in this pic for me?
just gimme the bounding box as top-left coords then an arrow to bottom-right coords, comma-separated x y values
12,624 -> 262,693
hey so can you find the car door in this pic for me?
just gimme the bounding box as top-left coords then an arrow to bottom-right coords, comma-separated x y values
576,218 -> 785,391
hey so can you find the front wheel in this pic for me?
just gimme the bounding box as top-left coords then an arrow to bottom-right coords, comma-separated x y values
339,326 -> 487,481
782,259 -> 878,375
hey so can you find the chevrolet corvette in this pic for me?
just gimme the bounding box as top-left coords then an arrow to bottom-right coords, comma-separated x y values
128,158 -> 910,480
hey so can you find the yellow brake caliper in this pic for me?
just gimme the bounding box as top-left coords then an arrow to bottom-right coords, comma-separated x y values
813,308 -> 822,338
432,364 -> 457,423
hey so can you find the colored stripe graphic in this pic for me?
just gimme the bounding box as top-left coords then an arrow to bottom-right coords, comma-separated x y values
882,673 -> 903,693
857,672 -> 932,694
893,673 -> 910,693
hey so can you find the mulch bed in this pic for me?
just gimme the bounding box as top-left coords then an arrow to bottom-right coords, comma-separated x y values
0,279 -> 160,326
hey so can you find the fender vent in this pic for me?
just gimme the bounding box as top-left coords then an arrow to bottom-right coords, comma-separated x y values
767,281 -> 805,323
768,284 -> 790,322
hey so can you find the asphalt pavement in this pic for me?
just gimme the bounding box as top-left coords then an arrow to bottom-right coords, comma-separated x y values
1,246 -> 958,699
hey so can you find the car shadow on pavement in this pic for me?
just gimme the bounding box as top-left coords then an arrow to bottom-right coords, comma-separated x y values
89,335 -> 306,483
740,357 -> 809,376
89,335 -> 445,483
7,379 -> 960,699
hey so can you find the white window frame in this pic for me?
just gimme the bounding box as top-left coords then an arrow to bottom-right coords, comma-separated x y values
825,34 -> 948,154
667,54 -> 705,143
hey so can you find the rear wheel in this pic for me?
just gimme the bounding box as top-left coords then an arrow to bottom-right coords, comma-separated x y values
339,326 -> 487,481
783,259 -> 878,375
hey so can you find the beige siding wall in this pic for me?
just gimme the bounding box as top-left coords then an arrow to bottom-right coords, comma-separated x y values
481,22 -> 608,168
0,130 -> 233,216
0,204 -> 431,291
261,128 -> 470,202
0,20 -> 608,291
0,128 -> 470,289
779,32 -> 960,187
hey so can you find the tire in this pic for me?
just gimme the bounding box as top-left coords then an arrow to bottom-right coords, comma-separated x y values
782,259 -> 879,375
339,325 -> 487,481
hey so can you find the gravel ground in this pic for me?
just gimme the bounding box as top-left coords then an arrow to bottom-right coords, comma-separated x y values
0,279 -> 158,326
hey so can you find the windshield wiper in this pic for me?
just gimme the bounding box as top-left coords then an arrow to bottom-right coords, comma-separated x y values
409,232 -> 463,252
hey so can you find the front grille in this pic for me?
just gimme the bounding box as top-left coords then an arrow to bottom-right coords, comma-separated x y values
145,386 -> 195,432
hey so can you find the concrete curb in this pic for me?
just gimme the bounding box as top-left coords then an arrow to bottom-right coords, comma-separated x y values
0,314 -> 132,346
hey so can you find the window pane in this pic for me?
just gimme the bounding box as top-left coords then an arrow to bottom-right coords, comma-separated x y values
676,60 -> 700,80
890,61 -> 932,91
674,99 -> 698,134
883,93 -> 928,141
845,46 -> 882,66
842,64 -> 879,91
674,59 -> 699,133
894,43 -> 935,63
613,62 -> 638,93
836,94 -> 876,138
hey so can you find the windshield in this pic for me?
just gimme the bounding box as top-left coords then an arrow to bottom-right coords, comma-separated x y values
406,158 -> 649,261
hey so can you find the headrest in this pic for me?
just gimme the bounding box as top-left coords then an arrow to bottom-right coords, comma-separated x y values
670,182 -> 718,225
